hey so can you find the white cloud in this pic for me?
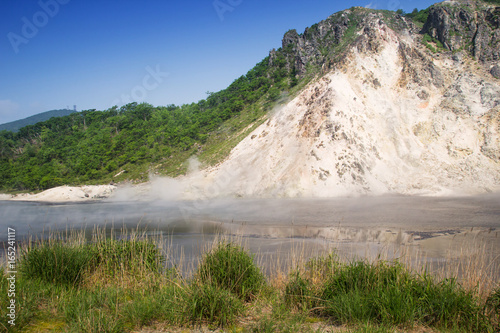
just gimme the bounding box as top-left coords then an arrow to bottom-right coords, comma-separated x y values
365,2 -> 378,9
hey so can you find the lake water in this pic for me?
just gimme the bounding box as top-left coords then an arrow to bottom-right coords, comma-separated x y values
2,194 -> 499,236
1,194 -> 499,276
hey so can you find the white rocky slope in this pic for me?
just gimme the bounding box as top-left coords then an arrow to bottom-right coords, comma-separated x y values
200,14 -> 500,198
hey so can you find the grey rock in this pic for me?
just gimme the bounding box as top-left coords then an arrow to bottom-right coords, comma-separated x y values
452,52 -> 464,63
426,63 -> 444,88
491,64 -> 500,79
422,2 -> 500,62
417,90 -> 430,100
480,83 -> 500,109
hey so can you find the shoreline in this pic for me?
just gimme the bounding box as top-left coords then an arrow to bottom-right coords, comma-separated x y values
2,181 -> 499,203
0,184 -> 117,202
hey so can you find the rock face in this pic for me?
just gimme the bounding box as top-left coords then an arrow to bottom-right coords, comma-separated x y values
422,1 -> 500,62
277,11 -> 351,75
200,2 -> 500,198
271,9 -> 417,76
271,1 -> 500,78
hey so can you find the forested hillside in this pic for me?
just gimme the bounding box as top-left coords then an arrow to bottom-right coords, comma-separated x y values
0,53 -> 310,191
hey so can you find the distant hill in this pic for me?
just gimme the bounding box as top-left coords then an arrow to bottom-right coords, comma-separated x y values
0,109 -> 77,132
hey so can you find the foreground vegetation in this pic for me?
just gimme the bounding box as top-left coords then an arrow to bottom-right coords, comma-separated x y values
1,229 -> 499,332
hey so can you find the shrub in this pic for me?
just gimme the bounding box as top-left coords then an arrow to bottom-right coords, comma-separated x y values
196,242 -> 265,300
405,8 -> 429,24
422,33 -> 445,53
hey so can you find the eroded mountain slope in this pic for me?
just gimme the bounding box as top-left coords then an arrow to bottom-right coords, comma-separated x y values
200,7 -> 500,197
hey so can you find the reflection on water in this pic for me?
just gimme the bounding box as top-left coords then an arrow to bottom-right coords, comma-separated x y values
2,194 -> 500,235
1,195 -> 499,278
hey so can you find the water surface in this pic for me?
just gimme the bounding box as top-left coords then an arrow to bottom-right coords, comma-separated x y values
1,195 -> 499,275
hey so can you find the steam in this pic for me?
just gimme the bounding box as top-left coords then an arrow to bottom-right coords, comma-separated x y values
111,101 -> 296,202
109,156 -> 201,202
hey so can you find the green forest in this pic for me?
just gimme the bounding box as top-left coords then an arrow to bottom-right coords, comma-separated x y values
0,50 -> 307,191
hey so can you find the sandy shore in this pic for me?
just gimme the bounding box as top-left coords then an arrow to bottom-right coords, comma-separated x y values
2,185 -> 117,202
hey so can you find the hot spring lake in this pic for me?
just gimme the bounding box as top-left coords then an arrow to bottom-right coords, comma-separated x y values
1,195 -> 500,274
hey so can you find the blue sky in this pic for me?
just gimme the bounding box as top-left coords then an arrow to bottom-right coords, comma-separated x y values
0,0 -> 437,124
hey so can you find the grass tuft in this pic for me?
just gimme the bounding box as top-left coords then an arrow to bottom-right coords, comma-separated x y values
284,270 -> 317,311
486,285 -> 500,331
19,241 -> 95,286
196,242 -> 265,301
91,238 -> 164,274
19,234 -> 164,287
184,283 -> 244,328
319,260 -> 490,331
61,287 -> 124,333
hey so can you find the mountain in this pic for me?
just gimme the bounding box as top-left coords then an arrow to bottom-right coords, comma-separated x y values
0,0 -> 499,196
198,1 -> 500,197
0,109 -> 77,132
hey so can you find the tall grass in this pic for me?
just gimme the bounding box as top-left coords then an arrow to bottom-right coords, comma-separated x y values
184,283 -> 244,328
60,287 -> 125,333
19,242 -> 95,286
317,261 -> 488,330
18,230 -> 164,286
1,227 -> 499,332
196,241 -> 265,300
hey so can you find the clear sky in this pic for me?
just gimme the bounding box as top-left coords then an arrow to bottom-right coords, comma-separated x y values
0,0 -> 438,124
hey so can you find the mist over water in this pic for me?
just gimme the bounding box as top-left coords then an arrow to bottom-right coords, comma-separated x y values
1,193 -> 499,240
2,192 -> 500,279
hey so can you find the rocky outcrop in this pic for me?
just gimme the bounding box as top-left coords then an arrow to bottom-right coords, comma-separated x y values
271,8 -> 418,77
270,0 -> 499,80
398,42 -> 445,89
204,2 -> 500,198
272,10 -> 352,75
422,1 -> 500,62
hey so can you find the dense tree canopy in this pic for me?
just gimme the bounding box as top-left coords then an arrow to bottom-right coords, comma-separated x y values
0,55 -> 299,191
